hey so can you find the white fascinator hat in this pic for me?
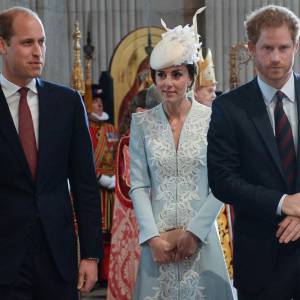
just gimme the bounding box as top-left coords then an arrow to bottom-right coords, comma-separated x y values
150,7 -> 206,70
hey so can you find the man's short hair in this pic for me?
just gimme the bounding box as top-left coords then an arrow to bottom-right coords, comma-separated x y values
245,5 -> 300,44
0,7 -> 39,43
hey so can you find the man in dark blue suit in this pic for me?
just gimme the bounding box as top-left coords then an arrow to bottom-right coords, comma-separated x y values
208,5 -> 300,300
0,6 -> 102,300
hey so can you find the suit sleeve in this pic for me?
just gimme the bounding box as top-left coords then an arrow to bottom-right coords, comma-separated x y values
129,113 -> 160,244
68,92 -> 103,259
207,98 -> 282,223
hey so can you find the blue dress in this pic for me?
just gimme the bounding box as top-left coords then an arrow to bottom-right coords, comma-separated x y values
129,99 -> 234,300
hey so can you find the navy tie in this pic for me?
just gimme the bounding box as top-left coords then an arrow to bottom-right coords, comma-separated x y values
18,87 -> 38,179
274,90 -> 296,190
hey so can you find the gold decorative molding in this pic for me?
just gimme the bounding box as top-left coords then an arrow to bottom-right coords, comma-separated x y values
217,206 -> 233,279
71,21 -> 85,96
229,43 -> 252,90
83,31 -> 95,113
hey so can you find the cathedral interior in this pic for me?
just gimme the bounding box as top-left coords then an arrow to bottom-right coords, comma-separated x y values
1,0 -> 300,299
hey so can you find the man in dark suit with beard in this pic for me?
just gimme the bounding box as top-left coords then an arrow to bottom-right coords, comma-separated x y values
208,5 -> 300,300
0,6 -> 102,299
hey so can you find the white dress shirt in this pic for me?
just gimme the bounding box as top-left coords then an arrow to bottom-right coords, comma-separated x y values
257,73 -> 298,215
0,74 -> 39,146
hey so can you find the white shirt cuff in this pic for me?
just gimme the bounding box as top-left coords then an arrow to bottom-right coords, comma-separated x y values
276,194 -> 287,215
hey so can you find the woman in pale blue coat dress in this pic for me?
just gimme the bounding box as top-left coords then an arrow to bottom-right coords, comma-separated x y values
129,8 -> 234,300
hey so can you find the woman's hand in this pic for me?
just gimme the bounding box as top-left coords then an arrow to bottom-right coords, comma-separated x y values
148,236 -> 176,264
175,231 -> 199,262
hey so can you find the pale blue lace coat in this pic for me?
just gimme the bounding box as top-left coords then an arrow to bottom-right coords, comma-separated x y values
129,99 -> 234,300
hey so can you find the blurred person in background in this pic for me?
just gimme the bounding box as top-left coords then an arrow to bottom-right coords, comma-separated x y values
88,85 -> 118,285
194,48 -> 217,107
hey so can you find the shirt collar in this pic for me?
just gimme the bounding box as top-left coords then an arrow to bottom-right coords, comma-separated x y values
0,74 -> 38,102
257,73 -> 295,105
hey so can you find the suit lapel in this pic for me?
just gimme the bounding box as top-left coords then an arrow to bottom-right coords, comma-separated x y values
36,79 -> 60,188
294,74 -> 300,190
0,87 -> 33,179
244,78 -> 287,185
36,79 -> 51,186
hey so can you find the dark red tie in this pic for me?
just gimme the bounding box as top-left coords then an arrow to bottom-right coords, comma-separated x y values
18,87 -> 38,179
274,90 -> 297,190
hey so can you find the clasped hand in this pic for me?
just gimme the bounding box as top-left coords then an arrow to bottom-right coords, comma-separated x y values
148,231 -> 199,264
276,215 -> 300,243
277,193 -> 300,243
